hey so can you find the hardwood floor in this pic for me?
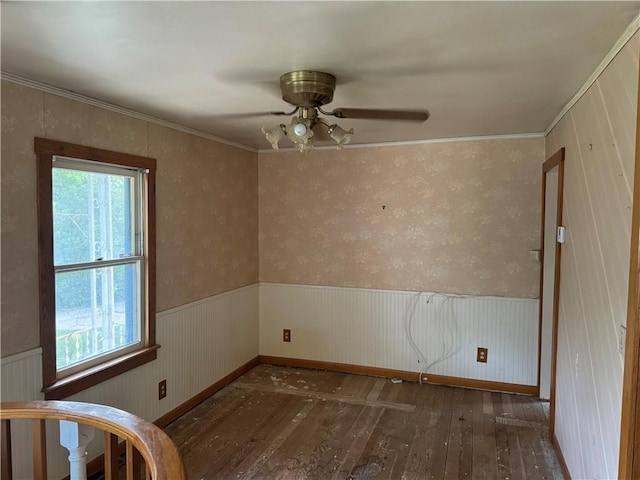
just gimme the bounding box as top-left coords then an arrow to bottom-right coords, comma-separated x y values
164,364 -> 564,479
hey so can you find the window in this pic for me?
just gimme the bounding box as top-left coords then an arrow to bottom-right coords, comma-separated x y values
36,138 -> 157,399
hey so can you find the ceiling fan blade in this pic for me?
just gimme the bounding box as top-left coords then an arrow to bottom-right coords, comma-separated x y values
206,109 -> 297,120
207,111 -> 275,120
271,108 -> 299,116
331,108 -> 430,122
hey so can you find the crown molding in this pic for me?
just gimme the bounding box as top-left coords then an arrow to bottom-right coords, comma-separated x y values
0,72 -> 258,153
257,132 -> 545,154
545,12 -> 640,136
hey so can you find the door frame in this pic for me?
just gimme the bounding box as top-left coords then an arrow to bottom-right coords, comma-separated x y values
619,54 -> 640,479
537,148 -> 565,437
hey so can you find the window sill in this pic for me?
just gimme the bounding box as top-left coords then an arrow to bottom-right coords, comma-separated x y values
43,345 -> 160,400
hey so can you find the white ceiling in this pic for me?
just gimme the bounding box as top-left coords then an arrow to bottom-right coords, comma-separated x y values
2,1 -> 639,150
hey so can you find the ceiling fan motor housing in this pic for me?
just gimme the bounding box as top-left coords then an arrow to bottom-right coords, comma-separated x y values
280,70 -> 336,108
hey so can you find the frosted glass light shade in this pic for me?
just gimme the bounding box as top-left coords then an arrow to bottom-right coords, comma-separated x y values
262,125 -> 284,150
295,141 -> 314,153
286,117 -> 314,141
285,117 -> 314,152
328,124 -> 354,149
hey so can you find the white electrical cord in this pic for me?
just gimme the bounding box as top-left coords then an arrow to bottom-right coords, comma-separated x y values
404,291 -> 465,384
424,294 -> 463,373
403,291 -> 430,383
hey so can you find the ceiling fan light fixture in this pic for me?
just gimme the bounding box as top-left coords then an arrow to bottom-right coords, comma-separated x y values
261,70 -> 430,152
263,115 -> 353,152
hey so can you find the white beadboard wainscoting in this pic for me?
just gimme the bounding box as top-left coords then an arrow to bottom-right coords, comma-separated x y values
0,283 -> 259,480
0,348 -> 44,480
259,283 -> 539,386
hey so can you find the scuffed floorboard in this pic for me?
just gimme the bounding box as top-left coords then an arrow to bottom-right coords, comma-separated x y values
164,364 -> 564,479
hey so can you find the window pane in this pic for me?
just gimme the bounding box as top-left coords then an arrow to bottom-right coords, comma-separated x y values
55,263 -> 141,371
53,167 -> 135,266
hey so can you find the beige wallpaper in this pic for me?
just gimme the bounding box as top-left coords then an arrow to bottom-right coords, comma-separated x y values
1,82 -> 43,356
259,138 -> 544,298
0,80 -> 259,357
150,125 -> 258,310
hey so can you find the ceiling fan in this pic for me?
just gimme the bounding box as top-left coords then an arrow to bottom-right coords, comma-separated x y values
262,70 -> 430,152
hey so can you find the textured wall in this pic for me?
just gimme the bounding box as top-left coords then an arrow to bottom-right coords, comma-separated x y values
545,32 -> 639,480
259,137 -> 544,298
0,80 -> 259,357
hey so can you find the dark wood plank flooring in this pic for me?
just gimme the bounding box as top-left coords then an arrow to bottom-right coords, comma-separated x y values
164,364 -> 564,480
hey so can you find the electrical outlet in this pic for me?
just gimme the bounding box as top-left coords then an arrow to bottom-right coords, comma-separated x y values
477,347 -> 488,363
283,329 -> 291,342
158,379 -> 167,400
